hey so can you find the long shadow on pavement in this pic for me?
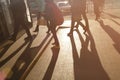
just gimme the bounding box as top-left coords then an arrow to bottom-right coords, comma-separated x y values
103,12 -> 120,26
69,29 -> 110,80
0,42 -> 13,59
0,34 -> 38,67
42,26 -> 69,80
110,19 -> 120,26
103,12 -> 120,19
6,33 -> 51,80
1,26 -> 69,80
6,26 -> 65,80
43,46 -> 60,80
98,20 -> 120,54
0,41 -> 29,67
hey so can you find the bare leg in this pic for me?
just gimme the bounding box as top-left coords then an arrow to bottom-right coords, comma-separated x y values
50,22 -> 59,46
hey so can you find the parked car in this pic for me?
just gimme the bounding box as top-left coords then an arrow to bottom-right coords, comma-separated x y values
56,1 -> 71,15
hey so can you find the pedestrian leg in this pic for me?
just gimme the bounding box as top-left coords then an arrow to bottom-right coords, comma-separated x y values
68,16 -> 76,36
22,21 -> 32,40
34,12 -> 42,32
11,21 -> 20,41
46,20 -> 50,33
50,23 -> 59,46
82,13 -> 89,33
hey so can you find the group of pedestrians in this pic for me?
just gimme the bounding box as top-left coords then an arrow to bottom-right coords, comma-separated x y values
92,0 -> 105,20
68,0 -> 105,35
9,0 -> 105,47
10,0 -> 64,47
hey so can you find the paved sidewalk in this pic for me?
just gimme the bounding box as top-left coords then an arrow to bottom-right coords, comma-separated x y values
0,9 -> 120,80
26,18 -> 120,80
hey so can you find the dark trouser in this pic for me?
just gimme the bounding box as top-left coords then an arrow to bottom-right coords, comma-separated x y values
13,13 -> 32,39
70,11 -> 89,33
36,12 -> 50,31
36,12 -> 42,26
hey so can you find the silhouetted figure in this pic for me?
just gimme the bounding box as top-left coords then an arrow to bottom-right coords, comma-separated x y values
68,0 -> 89,35
34,0 -> 50,33
92,0 -> 105,20
10,0 -> 32,41
45,0 -> 64,47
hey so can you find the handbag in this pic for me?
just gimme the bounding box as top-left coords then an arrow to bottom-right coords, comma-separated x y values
45,2 -> 64,26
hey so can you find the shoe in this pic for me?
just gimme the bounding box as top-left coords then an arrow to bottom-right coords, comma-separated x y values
54,45 -> 60,48
52,41 -> 59,45
34,26 -> 39,32
34,28 -> 39,32
52,42 -> 60,48
67,32 -> 73,36
46,30 -> 50,33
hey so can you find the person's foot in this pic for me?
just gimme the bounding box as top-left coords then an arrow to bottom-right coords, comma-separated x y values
67,32 -> 73,36
54,45 -> 60,48
95,17 -> 101,21
34,26 -> 39,32
52,42 -> 60,48
46,30 -> 50,33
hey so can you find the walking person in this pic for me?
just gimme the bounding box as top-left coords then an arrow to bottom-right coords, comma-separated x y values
45,0 -> 64,47
34,0 -> 50,33
10,0 -> 32,41
92,0 -> 105,20
68,0 -> 89,35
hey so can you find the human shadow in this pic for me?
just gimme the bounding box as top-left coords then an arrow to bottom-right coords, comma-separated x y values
6,33 -> 51,80
69,29 -> 110,80
103,12 -> 120,19
98,20 -> 120,54
6,40 -> 33,80
110,19 -> 120,26
0,40 -> 29,67
0,42 -> 13,58
43,46 -> 60,80
0,34 -> 40,68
